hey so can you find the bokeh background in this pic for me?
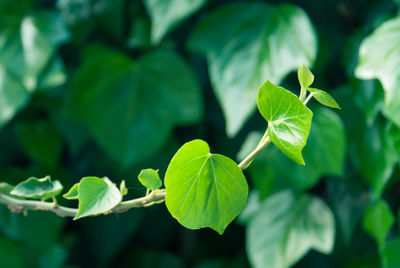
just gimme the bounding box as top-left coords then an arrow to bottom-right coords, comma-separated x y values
1,0 -> 400,267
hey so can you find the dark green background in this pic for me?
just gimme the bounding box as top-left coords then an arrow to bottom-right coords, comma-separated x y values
1,0 -> 400,267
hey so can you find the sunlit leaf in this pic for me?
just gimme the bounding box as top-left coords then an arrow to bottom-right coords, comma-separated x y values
165,139 -> 248,234
10,176 -> 63,200
138,169 -> 162,190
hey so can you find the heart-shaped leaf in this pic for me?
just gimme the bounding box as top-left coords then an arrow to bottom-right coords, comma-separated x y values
74,177 -> 122,220
10,176 -> 63,200
257,80 -> 313,165
164,139 -> 248,234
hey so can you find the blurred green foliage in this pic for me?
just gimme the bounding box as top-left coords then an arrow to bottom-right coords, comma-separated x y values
1,0 -> 400,267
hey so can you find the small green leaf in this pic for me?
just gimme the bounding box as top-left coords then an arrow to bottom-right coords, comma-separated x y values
298,63 -> 314,88
119,180 -> 128,196
362,199 -> 394,248
74,177 -> 122,220
257,80 -> 313,165
10,176 -> 63,200
247,190 -> 335,268
63,183 -> 79,200
308,88 -> 340,109
164,139 -> 248,234
138,169 -> 162,190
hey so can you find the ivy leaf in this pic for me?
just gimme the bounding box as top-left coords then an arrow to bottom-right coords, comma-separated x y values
298,63 -> 314,88
247,190 -> 335,268
0,182 -> 14,196
257,80 -> 313,165
164,139 -> 248,234
362,199 -> 394,248
308,88 -> 340,109
74,177 -> 122,220
65,46 -> 202,166
355,17 -> 400,127
188,2 -> 317,136
63,183 -> 79,200
143,0 -> 206,44
10,176 -> 63,200
138,169 -> 162,190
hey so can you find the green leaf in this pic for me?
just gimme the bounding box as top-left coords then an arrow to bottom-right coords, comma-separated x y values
10,176 -> 63,200
119,180 -> 128,196
257,80 -> 313,165
298,63 -> 314,88
74,177 -> 122,220
362,199 -> 394,248
240,107 -> 346,193
164,139 -> 248,234
383,238 -> 400,268
355,17 -> 400,127
247,190 -> 335,268
138,169 -> 162,190
354,79 -> 384,125
188,2 -> 317,136
65,46 -> 202,166
143,0 -> 206,44
62,183 -> 79,200
308,88 -> 340,109
15,121 -> 62,167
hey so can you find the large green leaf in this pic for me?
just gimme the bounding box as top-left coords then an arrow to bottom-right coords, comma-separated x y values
74,177 -> 122,220
164,139 -> 248,234
362,199 -> 394,249
65,46 -> 202,166
355,16 -> 400,127
246,190 -> 335,268
10,176 -> 63,200
257,80 -> 313,165
188,2 -> 317,136
143,0 -> 206,44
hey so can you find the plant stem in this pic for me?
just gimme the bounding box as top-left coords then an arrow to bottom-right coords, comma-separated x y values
0,189 -> 166,218
303,92 -> 314,105
238,132 -> 271,170
299,87 -> 307,102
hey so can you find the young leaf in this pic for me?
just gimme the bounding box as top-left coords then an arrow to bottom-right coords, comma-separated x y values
246,190 -> 335,268
298,63 -> 314,88
119,180 -> 128,196
138,169 -> 162,190
188,2 -> 317,136
74,177 -> 122,220
63,183 -> 79,200
308,88 -> 340,109
257,80 -> 313,165
362,199 -> 394,248
164,139 -> 248,234
10,176 -> 63,200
